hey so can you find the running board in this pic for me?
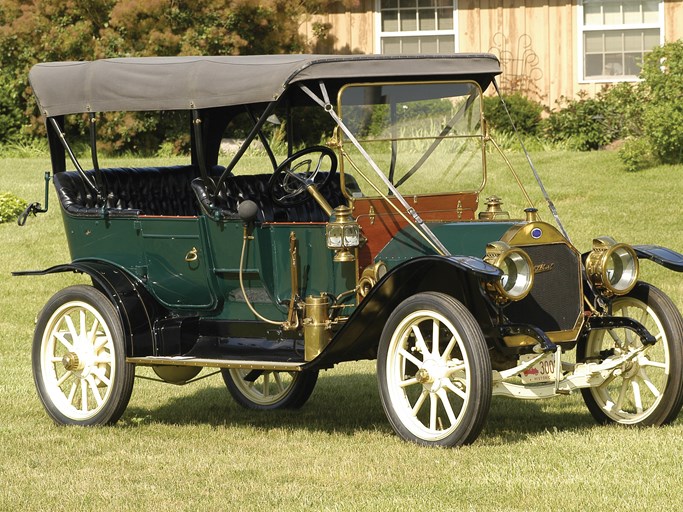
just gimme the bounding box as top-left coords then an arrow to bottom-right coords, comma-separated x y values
127,356 -> 305,372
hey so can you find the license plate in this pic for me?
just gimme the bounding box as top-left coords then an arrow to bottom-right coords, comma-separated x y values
519,353 -> 556,384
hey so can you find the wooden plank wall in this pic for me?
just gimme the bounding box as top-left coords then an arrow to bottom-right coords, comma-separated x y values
460,0 -> 578,107
302,1 -> 683,109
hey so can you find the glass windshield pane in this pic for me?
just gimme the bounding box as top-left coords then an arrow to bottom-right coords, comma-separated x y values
338,81 -> 485,197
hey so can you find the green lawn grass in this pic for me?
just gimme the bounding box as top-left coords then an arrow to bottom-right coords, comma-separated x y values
2,152 -> 683,511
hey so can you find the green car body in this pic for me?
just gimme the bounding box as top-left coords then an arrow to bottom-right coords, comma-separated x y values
17,54 -> 683,446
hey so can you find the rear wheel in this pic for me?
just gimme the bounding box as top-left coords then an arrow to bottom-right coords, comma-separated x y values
377,292 -> 492,447
221,368 -> 318,410
32,285 -> 134,425
578,283 -> 683,426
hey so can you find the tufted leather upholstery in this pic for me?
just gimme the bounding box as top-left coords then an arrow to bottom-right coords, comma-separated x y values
192,172 -> 351,223
53,165 -> 224,217
54,165 -> 352,222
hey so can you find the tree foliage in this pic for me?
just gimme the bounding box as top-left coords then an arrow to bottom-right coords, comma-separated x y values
0,0 -> 350,150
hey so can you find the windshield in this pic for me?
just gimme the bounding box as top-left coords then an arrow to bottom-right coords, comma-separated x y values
337,81 -> 485,198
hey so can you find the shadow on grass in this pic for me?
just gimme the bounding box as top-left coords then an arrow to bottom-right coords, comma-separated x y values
123,370 -> 598,444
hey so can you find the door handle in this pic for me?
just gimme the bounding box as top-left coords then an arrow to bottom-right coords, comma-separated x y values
184,247 -> 198,262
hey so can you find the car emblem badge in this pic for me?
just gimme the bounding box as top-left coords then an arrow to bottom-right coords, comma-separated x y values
531,227 -> 542,239
534,263 -> 555,274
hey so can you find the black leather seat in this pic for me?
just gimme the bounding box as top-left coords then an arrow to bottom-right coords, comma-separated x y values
53,165 -> 224,217
192,172 -> 350,223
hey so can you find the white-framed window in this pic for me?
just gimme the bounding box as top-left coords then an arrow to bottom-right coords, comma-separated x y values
579,1 -> 664,82
376,0 -> 457,55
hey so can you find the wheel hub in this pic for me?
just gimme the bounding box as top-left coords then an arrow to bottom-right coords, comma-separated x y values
62,352 -> 83,372
417,359 -> 449,392
621,360 -> 640,379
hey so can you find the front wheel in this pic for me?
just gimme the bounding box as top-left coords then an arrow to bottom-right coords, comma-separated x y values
32,285 -> 135,425
377,292 -> 492,447
578,283 -> 683,426
221,368 -> 318,410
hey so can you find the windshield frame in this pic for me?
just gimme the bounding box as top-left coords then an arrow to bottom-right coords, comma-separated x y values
336,79 -> 488,202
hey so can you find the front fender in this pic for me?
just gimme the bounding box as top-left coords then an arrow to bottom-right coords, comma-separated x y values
634,245 -> 683,272
13,260 -> 167,356
306,255 -> 501,368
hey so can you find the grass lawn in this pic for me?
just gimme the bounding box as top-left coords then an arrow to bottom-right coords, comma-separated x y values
1,151 -> 683,511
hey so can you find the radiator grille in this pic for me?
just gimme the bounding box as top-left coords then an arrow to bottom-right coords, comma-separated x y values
503,243 -> 582,333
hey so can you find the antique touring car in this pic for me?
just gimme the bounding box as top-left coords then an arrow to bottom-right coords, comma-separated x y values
16,54 -> 683,446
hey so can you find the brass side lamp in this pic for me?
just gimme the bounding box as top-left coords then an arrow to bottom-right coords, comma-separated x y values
326,205 -> 360,262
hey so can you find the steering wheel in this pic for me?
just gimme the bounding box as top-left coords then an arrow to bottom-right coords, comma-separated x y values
268,146 -> 337,208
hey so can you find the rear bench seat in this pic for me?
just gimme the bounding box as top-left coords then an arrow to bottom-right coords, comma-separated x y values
54,165 -> 350,222
52,165 -> 216,217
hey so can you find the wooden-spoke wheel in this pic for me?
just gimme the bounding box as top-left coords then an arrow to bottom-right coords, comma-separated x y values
221,368 -> 318,410
32,286 -> 134,425
579,283 -> 683,426
377,292 -> 492,447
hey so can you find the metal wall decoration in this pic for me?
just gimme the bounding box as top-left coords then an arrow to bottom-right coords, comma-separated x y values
489,33 -> 544,99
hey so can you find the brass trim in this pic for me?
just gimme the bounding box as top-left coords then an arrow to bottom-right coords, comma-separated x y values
184,247 -> 198,262
336,79 -> 488,197
500,221 -> 569,245
128,357 -> 304,372
501,221 -> 587,343
286,232 -> 301,329
483,241 -> 534,303
305,183 -> 333,217
303,295 -> 332,361
585,236 -> 639,297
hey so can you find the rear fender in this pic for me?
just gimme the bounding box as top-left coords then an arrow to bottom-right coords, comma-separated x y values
14,261 -> 167,356
308,255 -> 501,368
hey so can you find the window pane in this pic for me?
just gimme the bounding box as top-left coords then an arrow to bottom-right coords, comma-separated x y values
643,28 -> 659,48
604,3 -> 622,25
438,35 -> 455,53
624,31 -> 642,51
643,1 -> 659,23
585,32 -> 604,52
383,38 -> 401,54
420,36 -> 439,53
437,8 -> 453,30
604,54 -> 623,75
624,53 -> 643,74
383,11 -> 399,31
605,32 -> 623,52
400,0 -> 417,8
382,0 -> 398,8
623,1 -> 643,24
585,54 -> 604,77
402,37 -> 419,53
584,4 -> 603,25
401,10 -> 417,31
420,13 -> 436,31
418,0 -> 434,7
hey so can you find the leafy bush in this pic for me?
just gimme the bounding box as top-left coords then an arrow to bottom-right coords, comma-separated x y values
639,40 -> 683,164
542,91 -> 624,151
0,192 -> 27,224
483,93 -> 544,135
0,0 -> 353,151
619,137 -> 655,172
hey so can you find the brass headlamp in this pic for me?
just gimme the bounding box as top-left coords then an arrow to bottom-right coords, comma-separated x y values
484,241 -> 534,304
585,236 -> 639,296
326,205 -> 361,262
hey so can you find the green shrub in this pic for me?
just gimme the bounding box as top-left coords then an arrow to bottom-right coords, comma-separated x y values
618,137 -> 655,172
0,192 -> 27,224
483,93 -> 544,135
542,91 -> 619,151
639,40 -> 683,164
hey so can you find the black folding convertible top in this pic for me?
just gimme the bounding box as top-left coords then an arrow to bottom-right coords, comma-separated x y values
29,54 -> 502,117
